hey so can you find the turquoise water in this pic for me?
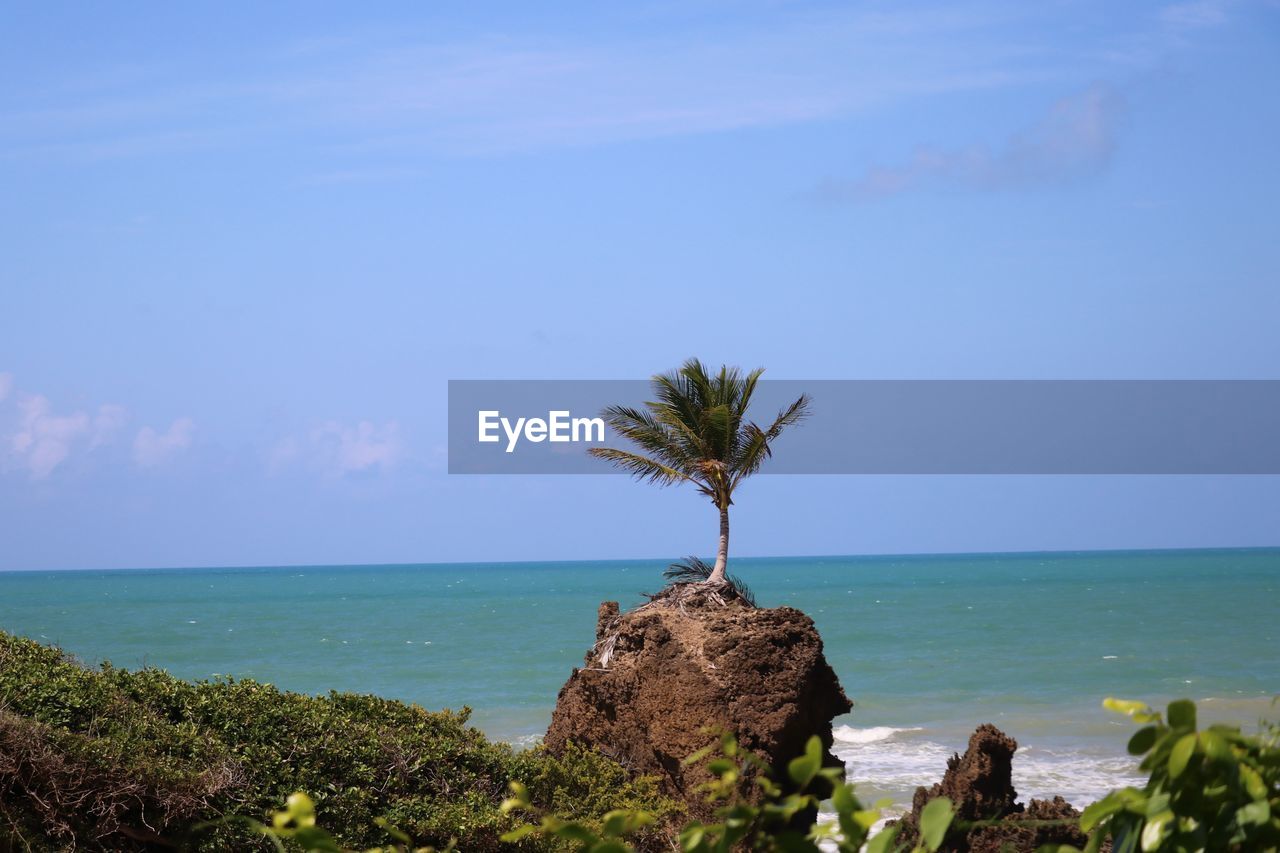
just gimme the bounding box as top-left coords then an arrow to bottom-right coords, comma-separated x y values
1,548 -> 1277,813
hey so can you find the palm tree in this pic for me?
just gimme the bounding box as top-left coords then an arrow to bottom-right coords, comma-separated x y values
589,359 -> 811,586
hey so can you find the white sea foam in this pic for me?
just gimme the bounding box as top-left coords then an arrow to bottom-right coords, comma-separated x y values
813,725 -> 1149,849
833,725 -> 923,745
831,725 -> 1146,812
833,727 -> 953,794
1011,745 -> 1146,807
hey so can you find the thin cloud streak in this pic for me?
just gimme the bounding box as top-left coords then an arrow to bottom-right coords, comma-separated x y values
1160,0 -> 1231,29
271,420 -> 404,477
0,5 -> 1073,162
816,84 -> 1125,201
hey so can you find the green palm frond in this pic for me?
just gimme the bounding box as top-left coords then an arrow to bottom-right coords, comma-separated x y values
763,392 -> 811,440
731,393 -> 811,486
731,423 -> 772,485
652,372 -> 704,433
644,403 -> 711,467
586,447 -> 692,487
592,359 -> 809,504
599,404 -> 703,474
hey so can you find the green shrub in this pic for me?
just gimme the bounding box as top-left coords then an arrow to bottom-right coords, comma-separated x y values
8,624 -> 1276,853
1058,697 -> 1280,853
0,630 -> 675,851
248,733 -> 954,853
510,742 -> 683,848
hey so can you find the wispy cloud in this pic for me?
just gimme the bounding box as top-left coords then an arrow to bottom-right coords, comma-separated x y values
0,5 -> 1072,163
1160,0 -> 1231,29
133,417 -> 195,468
9,396 -> 90,480
258,8 -> 1062,158
91,404 -> 128,448
817,84 -> 1125,201
271,420 -> 403,477
298,166 -> 432,187
3,392 -> 127,480
0,375 -> 198,480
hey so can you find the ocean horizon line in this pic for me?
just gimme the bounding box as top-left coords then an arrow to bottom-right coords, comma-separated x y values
4,542 -> 1278,576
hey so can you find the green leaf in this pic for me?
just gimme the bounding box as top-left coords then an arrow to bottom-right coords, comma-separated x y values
865,824 -> 900,853
1127,726 -> 1159,756
589,842 -> 634,853
1200,729 -> 1232,762
1236,799 -> 1270,827
602,811 -> 628,838
502,780 -> 532,813
1139,811 -> 1172,852
1104,698 -> 1160,723
1112,823 -> 1139,853
373,817 -> 411,844
679,823 -> 707,850
831,783 -> 857,816
500,825 -> 538,843
1080,793 -> 1126,833
682,744 -> 717,766
818,766 -> 844,784
756,776 -> 781,797
1104,698 -> 1147,715
919,797 -> 955,852
787,737 -> 823,787
706,758 -> 736,776
601,809 -> 653,837
1168,733 -> 1197,778
292,826 -> 343,852
552,822 -> 600,844
1166,699 -> 1196,730
1142,792 -> 1169,818
1240,763 -> 1268,801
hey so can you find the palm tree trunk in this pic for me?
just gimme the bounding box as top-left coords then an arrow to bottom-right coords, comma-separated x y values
707,503 -> 730,584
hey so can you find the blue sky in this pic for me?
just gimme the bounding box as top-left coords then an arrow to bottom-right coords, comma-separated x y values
2,1 -> 1278,570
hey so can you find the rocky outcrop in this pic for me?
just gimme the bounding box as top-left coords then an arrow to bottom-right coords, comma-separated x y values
892,724 -> 1088,852
544,586 -> 852,814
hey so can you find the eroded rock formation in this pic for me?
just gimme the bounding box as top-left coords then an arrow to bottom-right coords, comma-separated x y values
892,724 -> 1089,852
544,586 -> 852,813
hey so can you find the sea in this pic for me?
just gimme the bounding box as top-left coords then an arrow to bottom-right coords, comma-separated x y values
1,548 -> 1276,819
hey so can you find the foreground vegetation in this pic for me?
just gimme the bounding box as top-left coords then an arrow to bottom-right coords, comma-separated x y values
258,733 -> 956,853
0,630 -> 677,851
2,628 -> 1277,851
251,699 -> 1280,853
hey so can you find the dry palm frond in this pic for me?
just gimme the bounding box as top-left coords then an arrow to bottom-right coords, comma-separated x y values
661,557 -> 757,608
589,559 -> 757,669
